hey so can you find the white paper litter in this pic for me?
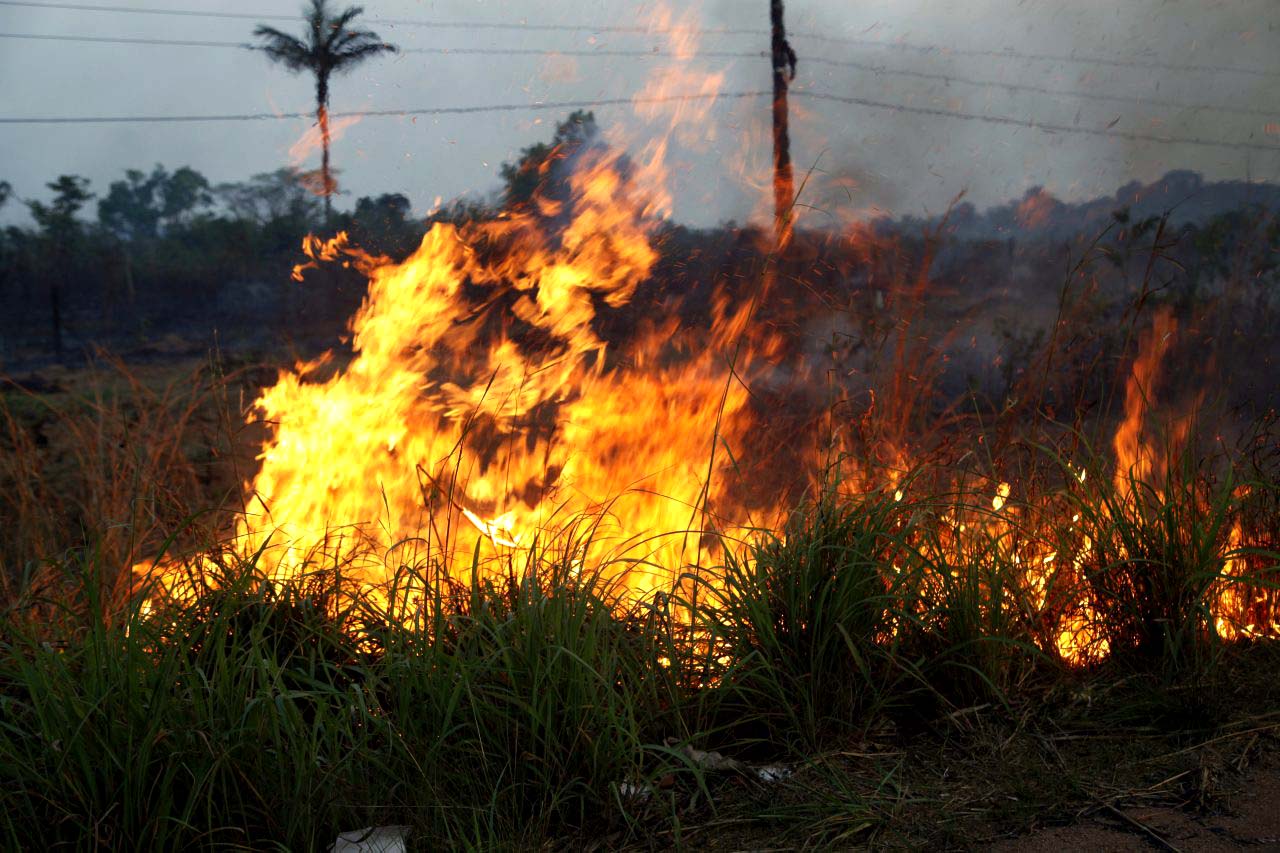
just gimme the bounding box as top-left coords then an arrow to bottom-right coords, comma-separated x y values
617,781 -> 653,800
680,744 -> 744,772
331,825 -> 410,853
755,765 -> 792,783
667,738 -> 792,783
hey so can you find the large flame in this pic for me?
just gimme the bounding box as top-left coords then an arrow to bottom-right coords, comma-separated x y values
137,6 -> 765,608
135,8 -> 1271,664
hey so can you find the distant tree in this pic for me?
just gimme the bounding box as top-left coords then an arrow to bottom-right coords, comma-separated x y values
27,176 -> 92,238
98,165 -> 213,241
216,168 -> 327,327
427,196 -> 498,227
350,192 -> 418,254
254,0 -> 397,223
353,192 -> 411,227
27,175 -> 93,357
500,110 -> 602,211
0,182 -> 11,264
218,168 -> 322,231
0,182 -> 15,355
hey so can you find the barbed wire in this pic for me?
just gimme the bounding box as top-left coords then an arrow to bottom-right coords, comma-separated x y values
788,32 -> 1280,81
800,55 -> 1280,120
793,90 -> 1280,153
3,0 -> 1276,79
0,91 -> 768,124
3,31 -> 1275,122
0,30 -> 244,48
2,86 -> 1277,157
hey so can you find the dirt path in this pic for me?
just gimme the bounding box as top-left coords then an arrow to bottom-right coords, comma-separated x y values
994,752 -> 1280,851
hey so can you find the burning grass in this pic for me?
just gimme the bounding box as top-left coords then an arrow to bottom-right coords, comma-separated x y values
1,13 -> 1277,839
1,211 -> 1277,847
0,419 -> 1276,847
2,220 -> 1277,847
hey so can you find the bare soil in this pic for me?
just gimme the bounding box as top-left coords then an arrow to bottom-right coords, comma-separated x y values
994,750 -> 1280,852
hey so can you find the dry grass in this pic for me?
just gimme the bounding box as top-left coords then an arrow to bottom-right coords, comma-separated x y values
0,353 -> 262,614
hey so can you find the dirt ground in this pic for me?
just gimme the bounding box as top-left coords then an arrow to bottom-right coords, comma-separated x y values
994,751 -> 1280,852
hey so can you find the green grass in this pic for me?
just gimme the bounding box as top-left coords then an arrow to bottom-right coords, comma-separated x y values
0,547 -> 697,849
1,450 -> 1276,849
698,484 -> 906,746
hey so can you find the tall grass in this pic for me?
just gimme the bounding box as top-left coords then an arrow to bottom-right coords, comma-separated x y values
0,543 -> 699,849
0,356 -> 245,610
699,483 -> 911,747
1064,443 -> 1280,680
1,277 -> 1278,846
2,434 -> 1274,848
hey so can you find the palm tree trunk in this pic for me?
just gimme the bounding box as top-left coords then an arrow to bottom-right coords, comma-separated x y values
316,71 -> 332,224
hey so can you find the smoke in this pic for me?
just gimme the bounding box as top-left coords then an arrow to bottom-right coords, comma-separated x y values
1,0 -> 1276,228
702,0 -> 1279,223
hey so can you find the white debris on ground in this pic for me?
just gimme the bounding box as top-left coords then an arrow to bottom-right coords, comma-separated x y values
617,781 -> 654,800
754,765 -> 792,783
660,739 -> 795,783
331,825 -> 410,852
615,752 -> 792,806
676,741 -> 791,781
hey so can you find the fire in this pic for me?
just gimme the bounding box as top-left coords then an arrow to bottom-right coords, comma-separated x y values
137,4 -> 763,612
288,110 -> 362,170
244,157 -> 725,598
1216,515 -> 1252,640
1113,307 -> 1178,502
132,8 -> 1272,668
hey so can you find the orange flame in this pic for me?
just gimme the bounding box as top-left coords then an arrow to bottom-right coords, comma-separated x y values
132,9 -> 1271,668
1113,307 -> 1177,502
288,111 -> 362,168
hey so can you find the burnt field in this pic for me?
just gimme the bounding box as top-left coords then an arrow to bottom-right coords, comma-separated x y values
2,179 -> 1278,848
2,0 -> 1279,845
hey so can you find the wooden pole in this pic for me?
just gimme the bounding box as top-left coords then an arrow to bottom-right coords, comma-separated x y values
770,0 -> 797,251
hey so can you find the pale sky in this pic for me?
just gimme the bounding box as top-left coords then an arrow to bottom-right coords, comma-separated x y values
1,0 -> 1278,227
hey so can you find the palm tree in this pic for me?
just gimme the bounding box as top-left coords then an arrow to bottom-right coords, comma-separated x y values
254,0 -> 397,223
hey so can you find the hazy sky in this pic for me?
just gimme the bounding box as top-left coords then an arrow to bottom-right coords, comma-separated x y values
1,0 -> 1278,227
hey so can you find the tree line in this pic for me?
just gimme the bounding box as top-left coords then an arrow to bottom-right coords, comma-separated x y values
0,111 -> 617,368
0,109 -> 1275,422
0,165 -> 434,365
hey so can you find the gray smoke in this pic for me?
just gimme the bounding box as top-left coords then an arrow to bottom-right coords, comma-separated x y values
0,0 -> 1276,226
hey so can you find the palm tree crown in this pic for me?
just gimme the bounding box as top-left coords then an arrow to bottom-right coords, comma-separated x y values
255,0 -> 397,221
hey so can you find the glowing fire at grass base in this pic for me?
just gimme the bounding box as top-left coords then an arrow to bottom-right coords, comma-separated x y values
133,179 -> 1275,668
132,295 -> 1275,668
130,6 -> 1275,666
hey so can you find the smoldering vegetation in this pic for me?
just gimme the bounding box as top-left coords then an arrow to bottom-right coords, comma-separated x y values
1,118 -> 1278,849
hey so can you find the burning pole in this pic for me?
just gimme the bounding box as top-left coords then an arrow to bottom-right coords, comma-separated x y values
770,0 -> 798,251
